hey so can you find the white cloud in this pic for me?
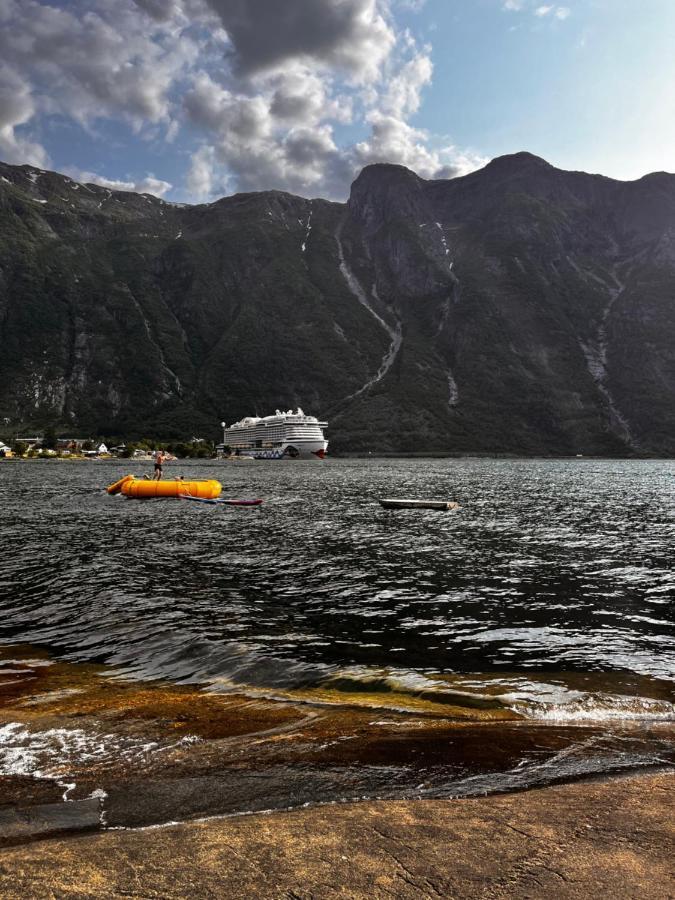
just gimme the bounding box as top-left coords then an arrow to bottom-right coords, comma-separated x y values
504,2 -> 571,22
355,113 -> 486,180
132,0 -> 184,22
184,74 -> 272,140
397,0 -> 427,11
186,145 -> 218,198
0,64 -> 49,167
380,48 -> 433,118
0,0 -> 486,201
72,169 -> 173,197
0,0 -> 199,131
175,2 -> 483,199
534,4 -> 571,19
269,66 -> 353,126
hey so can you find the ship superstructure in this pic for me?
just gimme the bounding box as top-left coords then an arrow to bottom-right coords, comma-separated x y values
219,409 -> 328,460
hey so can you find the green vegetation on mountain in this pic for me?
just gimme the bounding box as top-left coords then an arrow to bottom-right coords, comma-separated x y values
1,153 -> 675,454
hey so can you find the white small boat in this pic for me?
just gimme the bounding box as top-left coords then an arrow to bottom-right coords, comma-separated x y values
379,499 -> 460,511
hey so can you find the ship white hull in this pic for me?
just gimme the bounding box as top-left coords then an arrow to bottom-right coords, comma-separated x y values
242,439 -> 328,460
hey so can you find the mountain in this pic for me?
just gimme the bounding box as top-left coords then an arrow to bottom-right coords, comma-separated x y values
1,152 -> 675,454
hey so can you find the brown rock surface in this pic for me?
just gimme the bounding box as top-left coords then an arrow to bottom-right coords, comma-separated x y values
0,770 -> 672,899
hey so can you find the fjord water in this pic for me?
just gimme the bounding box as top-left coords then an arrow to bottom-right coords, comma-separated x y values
1,458 -> 674,806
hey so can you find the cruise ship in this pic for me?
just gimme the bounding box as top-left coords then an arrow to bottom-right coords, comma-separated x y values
218,409 -> 328,460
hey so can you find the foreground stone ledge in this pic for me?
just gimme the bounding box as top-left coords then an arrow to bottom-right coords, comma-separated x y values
0,770 -> 673,899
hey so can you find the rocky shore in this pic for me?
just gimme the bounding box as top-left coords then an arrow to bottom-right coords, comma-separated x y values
0,771 -> 672,898
1,646 -> 673,897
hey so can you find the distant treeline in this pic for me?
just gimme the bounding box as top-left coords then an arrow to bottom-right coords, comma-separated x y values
118,439 -> 215,458
4,432 -> 216,459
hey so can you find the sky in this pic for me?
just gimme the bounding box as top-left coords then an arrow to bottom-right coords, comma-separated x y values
0,0 -> 674,202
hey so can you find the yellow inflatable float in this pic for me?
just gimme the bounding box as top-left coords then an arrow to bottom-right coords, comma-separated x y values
107,475 -> 222,499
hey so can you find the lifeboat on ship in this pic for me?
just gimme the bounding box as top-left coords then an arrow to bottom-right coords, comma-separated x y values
106,475 -> 222,499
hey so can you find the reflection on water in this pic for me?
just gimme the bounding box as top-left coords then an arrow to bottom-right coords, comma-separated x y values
1,457 -> 674,807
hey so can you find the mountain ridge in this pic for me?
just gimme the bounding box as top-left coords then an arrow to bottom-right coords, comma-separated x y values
1,153 -> 675,454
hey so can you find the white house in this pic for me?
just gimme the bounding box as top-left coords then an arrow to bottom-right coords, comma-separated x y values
83,443 -> 109,457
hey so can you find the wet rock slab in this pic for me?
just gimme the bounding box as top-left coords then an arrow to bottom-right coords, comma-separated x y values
2,645 -> 675,842
0,771 -> 672,899
0,798 -> 101,847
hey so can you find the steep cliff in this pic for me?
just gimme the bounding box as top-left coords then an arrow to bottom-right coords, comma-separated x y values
1,153 -> 674,453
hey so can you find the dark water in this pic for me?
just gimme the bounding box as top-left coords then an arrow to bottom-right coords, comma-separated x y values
1,457 -> 674,807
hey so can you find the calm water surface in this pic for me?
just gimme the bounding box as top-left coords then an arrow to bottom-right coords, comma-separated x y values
1,457 -> 674,803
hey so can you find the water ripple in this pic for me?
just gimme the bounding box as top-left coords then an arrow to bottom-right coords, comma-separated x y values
1,458 -> 674,715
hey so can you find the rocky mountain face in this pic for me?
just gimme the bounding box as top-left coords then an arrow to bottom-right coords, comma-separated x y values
1,152 -> 674,454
